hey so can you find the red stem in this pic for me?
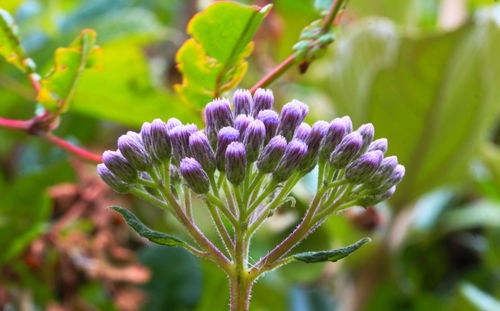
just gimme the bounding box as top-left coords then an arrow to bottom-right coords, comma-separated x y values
0,117 -> 31,130
43,133 -> 102,163
249,54 -> 297,94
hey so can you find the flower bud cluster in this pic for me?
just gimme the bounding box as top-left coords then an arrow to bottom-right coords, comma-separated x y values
97,89 -> 404,207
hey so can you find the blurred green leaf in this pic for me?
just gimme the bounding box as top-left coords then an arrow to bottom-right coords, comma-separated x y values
37,28 -> 101,113
72,35 -> 198,126
440,200 -> 500,232
329,12 -> 500,204
139,246 -> 202,311
110,205 -> 196,249
292,237 -> 371,263
175,2 -> 271,108
458,283 -> 500,311
0,8 -> 33,73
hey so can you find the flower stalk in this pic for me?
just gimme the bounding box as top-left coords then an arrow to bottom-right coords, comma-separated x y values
99,88 -> 405,311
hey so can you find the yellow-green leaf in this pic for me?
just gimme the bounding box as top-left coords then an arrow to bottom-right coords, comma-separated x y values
0,8 -> 34,73
37,29 -> 101,113
175,2 -> 271,108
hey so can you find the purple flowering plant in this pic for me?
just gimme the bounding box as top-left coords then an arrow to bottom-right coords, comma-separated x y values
98,88 -> 405,311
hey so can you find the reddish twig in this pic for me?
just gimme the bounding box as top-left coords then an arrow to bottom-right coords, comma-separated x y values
0,117 -> 31,131
43,133 -> 102,163
250,0 -> 349,93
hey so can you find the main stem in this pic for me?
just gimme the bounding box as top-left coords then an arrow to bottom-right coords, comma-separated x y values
230,224 -> 252,311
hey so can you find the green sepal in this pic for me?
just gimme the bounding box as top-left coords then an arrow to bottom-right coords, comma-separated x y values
292,237 -> 371,263
110,206 -> 192,249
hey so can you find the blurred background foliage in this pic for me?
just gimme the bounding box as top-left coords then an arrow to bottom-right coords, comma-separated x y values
0,0 -> 499,310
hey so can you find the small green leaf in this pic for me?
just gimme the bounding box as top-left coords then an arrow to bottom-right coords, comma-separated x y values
110,205 -> 192,249
175,2 -> 271,108
292,237 -> 371,263
0,8 -> 34,73
37,29 -> 101,113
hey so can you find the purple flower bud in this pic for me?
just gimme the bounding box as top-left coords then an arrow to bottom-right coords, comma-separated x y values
319,118 -> 348,161
189,131 -> 216,175
345,151 -> 384,183
273,139 -> 308,182
358,186 -> 396,207
243,119 -> 266,163
205,98 -> 234,146
216,127 -> 240,171
367,138 -> 388,155
117,131 -> 152,171
341,116 -> 353,133
225,142 -> 247,185
256,109 -> 279,143
184,123 -> 199,135
366,156 -> 398,188
141,119 -> 172,162
356,123 -> 375,153
295,123 -> 311,141
234,114 -> 253,136
299,121 -> 329,173
97,164 -> 130,193
277,100 -> 307,141
180,158 -> 210,194
257,135 -> 287,173
169,125 -> 193,162
252,88 -> 274,117
233,89 -> 253,116
377,164 -> 405,192
102,150 -> 137,182
166,117 -> 182,132
329,132 -> 363,169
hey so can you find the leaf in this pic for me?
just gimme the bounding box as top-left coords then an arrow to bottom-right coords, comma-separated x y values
292,237 -> 371,263
110,205 -> 192,249
459,283 -> 500,311
37,29 -> 101,113
328,12 -> 500,205
175,2 -> 271,108
0,8 -> 34,73
72,35 -> 199,127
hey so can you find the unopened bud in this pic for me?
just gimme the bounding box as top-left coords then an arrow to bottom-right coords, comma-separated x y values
345,151 -> 384,183
366,156 -> 398,188
341,116 -> 353,133
295,123 -> 311,141
189,131 -> 216,175
166,118 -> 182,131
225,142 -> 247,185
117,131 -> 151,171
277,100 -> 308,141
243,120 -> 266,162
216,127 -> 240,171
257,135 -> 287,173
205,98 -> 234,146
356,123 -> 374,153
319,118 -> 347,161
234,114 -> 253,136
273,139 -> 308,182
141,119 -> 172,162
233,89 -> 253,116
97,164 -> 130,193
169,125 -> 193,162
253,88 -> 274,117
299,121 -> 329,173
377,164 -> 405,192
180,158 -> 210,194
102,150 -> 138,182
367,138 -> 388,154
257,109 -> 279,143
329,132 -> 363,169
